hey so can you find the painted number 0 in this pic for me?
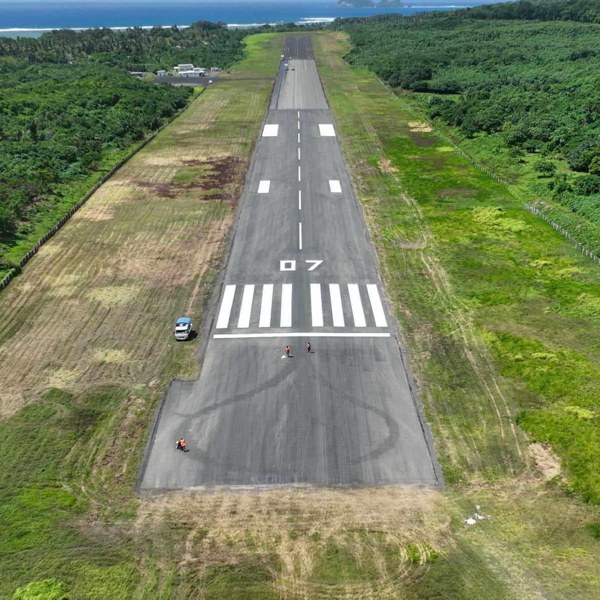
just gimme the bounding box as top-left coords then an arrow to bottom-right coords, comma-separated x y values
279,260 -> 323,272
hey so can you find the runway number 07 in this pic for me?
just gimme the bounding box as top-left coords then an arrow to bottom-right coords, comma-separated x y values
279,260 -> 323,272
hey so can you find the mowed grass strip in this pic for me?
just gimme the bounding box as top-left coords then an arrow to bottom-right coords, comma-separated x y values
307,31 -> 600,598
0,34 -> 281,598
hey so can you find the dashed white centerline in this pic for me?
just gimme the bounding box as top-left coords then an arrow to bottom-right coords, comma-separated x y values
299,222 -> 303,250
259,284 -> 273,328
298,133 -> 301,144
298,147 -> 301,160
297,110 -> 300,118
298,190 -> 302,210
298,166 -> 301,182
280,284 -> 293,327
237,284 -> 255,329
297,121 -> 300,130
216,285 -> 236,329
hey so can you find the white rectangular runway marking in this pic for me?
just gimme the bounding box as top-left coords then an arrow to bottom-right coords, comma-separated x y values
367,284 -> 388,327
329,180 -> 342,193
298,148 -> 301,160
280,284 -> 293,327
319,124 -> 336,137
298,190 -> 302,210
310,284 -> 324,327
329,284 -> 345,327
216,285 -> 236,329
297,111 -> 300,118
298,133 -> 301,144
348,284 -> 367,327
258,180 -> 270,194
298,166 -> 301,181
237,285 -> 255,328
297,121 -> 300,130
259,284 -> 273,328
262,124 -> 279,137
215,333 -> 391,339
299,222 -> 303,250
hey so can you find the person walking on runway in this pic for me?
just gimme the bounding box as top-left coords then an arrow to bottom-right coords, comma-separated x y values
285,345 -> 291,358
306,342 -> 312,353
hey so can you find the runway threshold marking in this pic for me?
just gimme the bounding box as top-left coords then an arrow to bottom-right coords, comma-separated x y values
310,284 -> 324,327
348,284 -> 367,328
367,284 -> 388,328
329,284 -> 345,327
237,285 -> 255,328
259,284 -> 274,327
216,285 -> 236,329
214,332 -> 391,339
280,283 -> 293,327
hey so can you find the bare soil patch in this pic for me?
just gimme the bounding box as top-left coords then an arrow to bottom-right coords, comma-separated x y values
408,131 -> 438,147
136,157 -> 245,202
529,443 -> 561,480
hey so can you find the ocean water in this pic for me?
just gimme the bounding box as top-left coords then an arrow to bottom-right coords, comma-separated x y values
0,1 -> 487,37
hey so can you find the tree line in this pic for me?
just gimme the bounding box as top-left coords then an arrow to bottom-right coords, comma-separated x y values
335,0 -> 600,226
0,22 -> 253,268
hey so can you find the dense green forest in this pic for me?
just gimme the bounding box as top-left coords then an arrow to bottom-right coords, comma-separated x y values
337,0 -> 600,241
0,22 -> 251,273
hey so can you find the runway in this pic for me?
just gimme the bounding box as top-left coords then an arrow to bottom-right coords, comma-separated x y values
140,36 -> 441,490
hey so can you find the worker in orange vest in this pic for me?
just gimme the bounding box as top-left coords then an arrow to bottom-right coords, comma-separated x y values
176,438 -> 186,451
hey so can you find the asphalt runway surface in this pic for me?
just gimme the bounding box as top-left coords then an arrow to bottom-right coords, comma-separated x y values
140,36 -> 442,491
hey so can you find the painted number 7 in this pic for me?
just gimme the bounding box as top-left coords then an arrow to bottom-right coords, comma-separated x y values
279,260 -> 323,272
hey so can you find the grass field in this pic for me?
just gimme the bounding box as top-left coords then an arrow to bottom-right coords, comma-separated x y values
0,33 -> 282,598
2,29 -> 600,599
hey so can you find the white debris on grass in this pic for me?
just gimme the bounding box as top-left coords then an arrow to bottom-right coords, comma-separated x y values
464,506 -> 490,525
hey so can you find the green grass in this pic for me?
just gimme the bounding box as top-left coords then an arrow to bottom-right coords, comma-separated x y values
0,35 -> 282,599
229,33 -> 283,77
310,30 -> 600,598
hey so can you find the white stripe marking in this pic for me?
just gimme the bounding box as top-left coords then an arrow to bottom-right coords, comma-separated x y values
319,124 -> 336,137
298,147 -> 301,160
216,285 -> 236,329
348,284 -> 366,327
280,284 -> 293,327
262,124 -> 279,137
329,284 -> 345,327
367,284 -> 388,327
329,180 -> 342,193
237,285 -> 255,328
298,121 -> 300,130
298,133 -> 301,144
259,284 -> 273,328
298,110 -> 300,118
299,222 -> 303,250
215,333 -> 391,339
310,284 -> 324,327
298,166 -> 301,181
298,190 -> 302,210
258,180 -> 270,194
